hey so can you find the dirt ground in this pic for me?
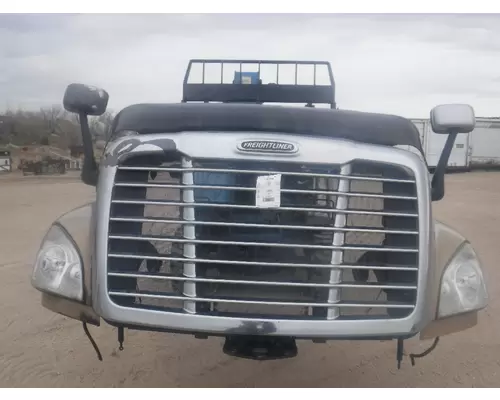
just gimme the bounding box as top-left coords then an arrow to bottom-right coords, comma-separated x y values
0,170 -> 499,388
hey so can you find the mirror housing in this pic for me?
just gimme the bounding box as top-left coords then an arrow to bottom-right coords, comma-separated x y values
63,83 -> 109,116
430,104 -> 475,134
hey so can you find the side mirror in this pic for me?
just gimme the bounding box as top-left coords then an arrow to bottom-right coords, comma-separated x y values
430,104 -> 475,134
63,83 -> 109,187
429,103 -> 475,201
63,83 -> 109,116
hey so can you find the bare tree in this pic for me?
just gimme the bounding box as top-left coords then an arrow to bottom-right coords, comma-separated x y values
97,110 -> 115,139
1,105 -> 114,148
88,117 -> 102,143
40,105 -> 63,134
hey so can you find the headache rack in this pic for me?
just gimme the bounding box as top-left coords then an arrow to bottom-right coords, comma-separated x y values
182,59 -> 336,108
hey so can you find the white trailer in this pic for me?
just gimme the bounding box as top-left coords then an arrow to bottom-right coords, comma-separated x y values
411,118 -> 426,145
410,118 -> 469,170
469,118 -> 500,167
410,117 -> 500,170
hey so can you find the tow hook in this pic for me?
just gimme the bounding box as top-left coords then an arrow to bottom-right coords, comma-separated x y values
223,335 -> 298,360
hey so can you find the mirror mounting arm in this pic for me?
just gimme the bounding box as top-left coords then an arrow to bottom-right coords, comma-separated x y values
431,130 -> 458,201
79,112 -> 99,187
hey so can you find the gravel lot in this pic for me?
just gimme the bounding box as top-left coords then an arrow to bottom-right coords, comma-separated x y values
0,171 -> 498,387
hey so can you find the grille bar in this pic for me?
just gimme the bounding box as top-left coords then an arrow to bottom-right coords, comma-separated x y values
108,291 -> 416,309
112,200 -> 419,218
327,163 -> 350,319
108,253 -> 419,271
117,166 -> 416,184
108,272 -> 418,290
181,157 -> 197,313
108,234 -> 419,253
110,216 -> 419,235
113,182 -> 417,201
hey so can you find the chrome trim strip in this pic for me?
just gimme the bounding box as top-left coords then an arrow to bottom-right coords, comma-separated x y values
108,253 -> 419,271
117,166 -> 416,184
111,200 -> 419,218
108,291 -> 415,310
107,272 -> 418,290
107,234 -> 419,253
109,217 -> 419,235
327,163 -> 351,319
181,157 -> 197,314
113,182 -> 417,201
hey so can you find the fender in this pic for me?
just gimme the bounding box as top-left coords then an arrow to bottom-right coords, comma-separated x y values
40,202 -> 100,326
419,220 -> 478,339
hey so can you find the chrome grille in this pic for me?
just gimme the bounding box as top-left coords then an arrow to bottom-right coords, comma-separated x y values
107,154 -> 419,321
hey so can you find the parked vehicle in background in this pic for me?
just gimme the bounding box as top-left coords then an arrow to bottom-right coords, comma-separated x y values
469,118 -> 500,167
20,156 -> 66,175
0,149 -> 12,173
411,117 -> 500,170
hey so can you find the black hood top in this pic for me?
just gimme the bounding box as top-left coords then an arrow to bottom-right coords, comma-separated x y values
112,102 -> 423,154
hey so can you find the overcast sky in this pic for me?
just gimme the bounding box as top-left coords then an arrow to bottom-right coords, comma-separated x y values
1,13 -> 500,118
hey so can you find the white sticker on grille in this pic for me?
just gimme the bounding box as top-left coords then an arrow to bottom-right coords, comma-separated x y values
255,174 -> 282,208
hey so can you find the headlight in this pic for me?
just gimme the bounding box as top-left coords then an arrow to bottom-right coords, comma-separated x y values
438,242 -> 488,318
31,224 -> 83,301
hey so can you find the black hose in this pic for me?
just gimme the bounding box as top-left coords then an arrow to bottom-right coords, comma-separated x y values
409,337 -> 440,366
82,322 -> 103,361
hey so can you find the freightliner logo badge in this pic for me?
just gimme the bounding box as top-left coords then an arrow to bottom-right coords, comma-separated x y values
237,140 -> 299,154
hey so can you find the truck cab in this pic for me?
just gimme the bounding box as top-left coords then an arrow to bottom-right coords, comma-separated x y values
31,59 -> 488,366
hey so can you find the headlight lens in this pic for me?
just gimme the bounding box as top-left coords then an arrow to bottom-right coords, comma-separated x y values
31,224 -> 83,301
438,242 -> 488,318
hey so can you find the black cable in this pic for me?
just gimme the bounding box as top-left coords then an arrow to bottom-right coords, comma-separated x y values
82,322 -> 103,361
409,337 -> 440,366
